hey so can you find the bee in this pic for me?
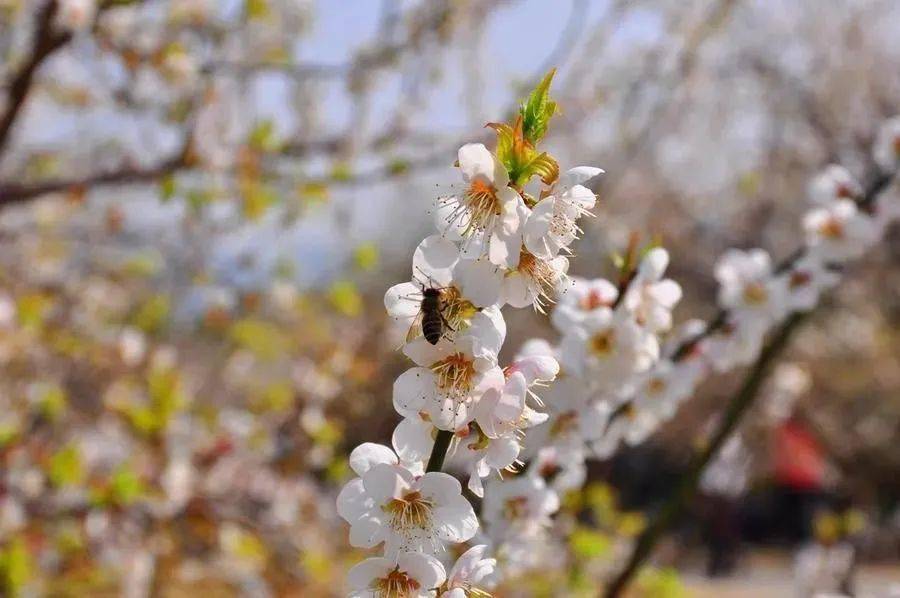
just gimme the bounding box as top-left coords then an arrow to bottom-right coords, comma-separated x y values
406,278 -> 456,345
419,287 -> 446,345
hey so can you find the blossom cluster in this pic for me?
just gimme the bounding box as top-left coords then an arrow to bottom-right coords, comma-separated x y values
480,117 -> 900,575
339,105 -> 900,592
337,75 -> 606,594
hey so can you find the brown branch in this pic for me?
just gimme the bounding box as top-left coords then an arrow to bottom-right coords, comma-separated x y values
601,169 -> 895,596
0,1 -> 72,157
0,153 -> 187,205
603,312 -> 809,597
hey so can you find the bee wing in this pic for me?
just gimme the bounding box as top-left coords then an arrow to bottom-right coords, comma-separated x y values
406,311 -> 424,343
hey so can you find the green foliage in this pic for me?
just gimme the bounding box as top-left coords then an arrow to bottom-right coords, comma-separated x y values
245,0 -> 270,20
0,537 -> 32,596
570,527 -> 612,559
230,318 -> 292,359
520,68 -> 559,145
328,280 -> 362,317
132,294 -> 170,333
108,466 -> 145,506
248,120 -> 281,153
160,175 -> 177,202
36,384 -> 67,421
636,567 -> 686,598
489,118 -> 559,189
330,162 -> 353,182
17,293 -> 53,331
353,243 -> 379,271
240,180 -> 279,220
49,444 -> 84,488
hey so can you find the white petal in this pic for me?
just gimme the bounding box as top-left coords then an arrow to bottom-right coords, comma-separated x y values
361,463 -> 412,504
562,183 -> 597,211
458,143 -> 499,184
403,337 -> 448,367
349,443 -> 399,476
639,248 -> 669,280
559,166 -> 604,192
454,259 -> 502,308
485,435 -> 520,469
417,471 -> 462,500
392,418 -> 434,464
348,515 -> 385,549
435,500 -> 478,543
502,271 -> 534,308
393,368 -> 435,417
398,552 -> 447,590
649,279 -> 682,307
488,189 -> 528,268
523,199 -> 557,259
336,478 -> 369,522
347,557 -> 394,590
413,235 -> 459,287
384,282 -> 422,320
512,354 -> 559,385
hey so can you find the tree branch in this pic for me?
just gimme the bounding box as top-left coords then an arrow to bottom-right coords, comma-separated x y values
602,312 -> 808,598
601,169 -> 895,597
0,1 -> 72,157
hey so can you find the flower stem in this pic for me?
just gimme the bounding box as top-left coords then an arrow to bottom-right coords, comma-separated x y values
427,429 -> 454,472
602,312 -> 808,598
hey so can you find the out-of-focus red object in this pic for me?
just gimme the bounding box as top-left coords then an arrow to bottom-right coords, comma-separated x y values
773,419 -> 826,490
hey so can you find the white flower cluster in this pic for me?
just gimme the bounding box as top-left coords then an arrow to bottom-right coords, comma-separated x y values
339,115 -> 899,592
337,142 -> 601,596
477,119 -> 899,575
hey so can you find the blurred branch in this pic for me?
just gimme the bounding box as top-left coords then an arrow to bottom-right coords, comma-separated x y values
603,312 -> 809,598
0,1 -> 72,158
598,0 -> 740,201
602,170 -> 896,597
0,151 -> 187,205
670,170 -> 895,360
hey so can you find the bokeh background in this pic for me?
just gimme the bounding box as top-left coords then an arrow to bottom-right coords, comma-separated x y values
0,0 -> 899,595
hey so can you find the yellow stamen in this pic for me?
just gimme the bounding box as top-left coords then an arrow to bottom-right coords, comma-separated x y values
372,566 -> 422,597
590,330 -> 616,356
383,490 -> 434,531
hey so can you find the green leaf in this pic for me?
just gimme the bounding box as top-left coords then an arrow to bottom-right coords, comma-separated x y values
570,528 -> 612,559
521,151 -> 559,186
49,445 -> 84,488
520,68 -> 559,145
328,280 -> 362,317
488,118 -> 559,188
230,318 -> 291,359
109,466 -> 145,506
248,120 -> 280,153
160,175 -> 177,202
637,567 -> 686,598
245,0 -> 269,20
0,537 -> 32,594
132,294 -> 170,333
353,243 -> 379,271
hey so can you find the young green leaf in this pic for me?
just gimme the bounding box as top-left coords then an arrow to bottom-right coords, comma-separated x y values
520,68 -> 559,145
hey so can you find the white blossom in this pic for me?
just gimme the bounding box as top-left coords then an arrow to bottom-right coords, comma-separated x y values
803,200 -> 880,263
873,116 -> 900,173
393,310 -> 506,431
523,167 -> 602,259
337,445 -> 477,557
714,248 -> 787,328
807,165 -> 862,205
435,144 -> 530,269
348,552 -> 447,598
439,544 -> 497,598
